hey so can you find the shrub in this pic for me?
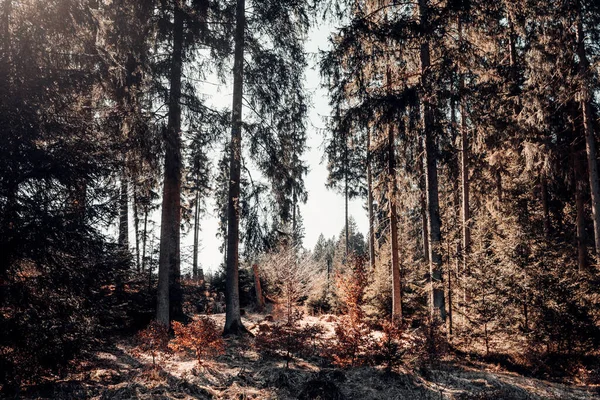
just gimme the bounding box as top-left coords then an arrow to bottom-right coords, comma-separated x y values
328,315 -> 373,368
328,254 -> 373,367
0,240 -> 134,393
169,317 -> 225,364
370,321 -> 409,372
133,320 -> 171,369
422,316 -> 447,364
256,308 -> 324,368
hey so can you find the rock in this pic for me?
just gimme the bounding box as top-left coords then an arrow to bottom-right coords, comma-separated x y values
263,315 -> 274,322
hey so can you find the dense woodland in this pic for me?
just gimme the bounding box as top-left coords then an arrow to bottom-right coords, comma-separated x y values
2,0 -> 600,398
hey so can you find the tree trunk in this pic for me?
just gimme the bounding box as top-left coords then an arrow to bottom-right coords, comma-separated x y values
292,186 -> 297,246
367,127 -> 376,271
142,204 -> 148,273
133,183 -> 141,272
418,132 -> 430,262
156,4 -> 184,326
420,176 -> 429,262
458,16 -> 470,319
192,186 -> 200,280
575,6 -> 600,256
575,155 -> 588,270
345,152 -> 349,257
224,0 -> 246,335
419,0 -> 445,321
458,16 -> 470,276
388,124 -> 402,322
118,172 -> 129,250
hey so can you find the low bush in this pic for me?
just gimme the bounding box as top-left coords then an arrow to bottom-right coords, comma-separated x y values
256,308 -> 324,368
133,320 -> 171,369
170,317 -> 225,364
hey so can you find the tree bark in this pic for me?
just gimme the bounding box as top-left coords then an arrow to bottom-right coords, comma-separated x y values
192,186 -> 200,280
367,127 -> 376,271
224,0 -> 246,335
575,4 -> 600,256
142,204 -> 148,273
345,145 -> 349,257
575,155 -> 588,270
419,0 -> 445,321
420,0 -> 445,322
458,16 -> 470,276
133,183 -> 141,272
292,186 -> 297,246
157,4 -> 184,326
420,173 -> 429,262
388,124 -> 402,322
418,128 -> 429,262
118,172 -> 129,250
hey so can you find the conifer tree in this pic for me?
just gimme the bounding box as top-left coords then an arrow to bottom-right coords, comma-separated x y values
223,0 -> 313,334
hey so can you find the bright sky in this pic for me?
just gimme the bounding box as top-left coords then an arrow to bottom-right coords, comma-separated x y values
175,23 -> 368,275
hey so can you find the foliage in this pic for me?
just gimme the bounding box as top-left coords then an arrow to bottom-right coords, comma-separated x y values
170,318 -> 225,365
328,315 -> 373,368
328,254 -> 373,367
0,242 -> 138,392
134,320 -> 171,369
256,308 -> 325,368
259,245 -> 324,308
370,321 -> 408,373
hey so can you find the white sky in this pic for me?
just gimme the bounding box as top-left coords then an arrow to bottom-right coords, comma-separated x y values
143,22 -> 369,275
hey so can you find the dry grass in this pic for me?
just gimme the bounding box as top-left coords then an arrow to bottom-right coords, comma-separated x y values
17,312 -> 600,399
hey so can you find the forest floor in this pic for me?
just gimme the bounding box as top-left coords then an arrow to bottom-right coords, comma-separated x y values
16,312 -> 600,400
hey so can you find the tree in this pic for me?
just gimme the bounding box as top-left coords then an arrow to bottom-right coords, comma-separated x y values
223,0 -> 313,335
155,0 -> 231,325
156,0 -> 185,326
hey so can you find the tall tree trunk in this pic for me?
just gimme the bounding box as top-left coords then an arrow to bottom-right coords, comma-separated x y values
192,186 -> 200,280
224,0 -> 246,335
420,174 -> 429,262
388,124 -> 402,322
575,4 -> 600,256
367,127 -> 376,270
133,183 -> 141,272
419,0 -> 445,321
118,172 -> 129,249
418,132 -> 430,262
458,16 -> 470,276
575,154 -> 588,270
292,186 -> 297,246
142,204 -> 149,273
156,4 -> 184,326
345,146 -> 349,257
458,16 -> 470,319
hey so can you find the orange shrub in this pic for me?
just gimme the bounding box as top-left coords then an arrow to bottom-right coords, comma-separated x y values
169,317 -> 225,364
134,321 -> 171,368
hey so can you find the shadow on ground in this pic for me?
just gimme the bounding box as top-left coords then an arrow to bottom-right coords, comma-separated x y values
15,342 -> 599,400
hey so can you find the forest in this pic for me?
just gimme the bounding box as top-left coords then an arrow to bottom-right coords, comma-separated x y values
1,0 -> 600,398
